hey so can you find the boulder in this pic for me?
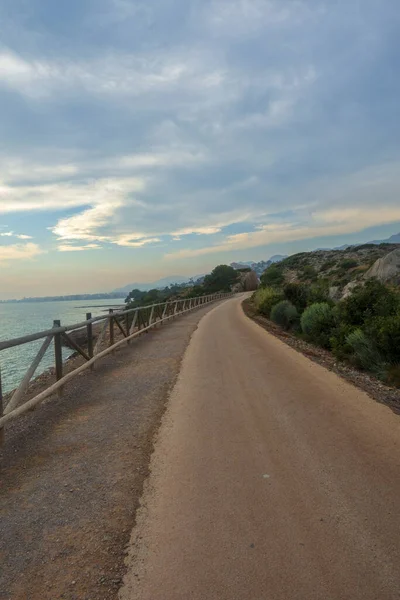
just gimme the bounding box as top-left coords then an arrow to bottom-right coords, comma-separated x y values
364,248 -> 400,285
232,282 -> 243,293
231,270 -> 259,292
242,270 -> 259,291
328,286 -> 341,301
341,280 -> 359,299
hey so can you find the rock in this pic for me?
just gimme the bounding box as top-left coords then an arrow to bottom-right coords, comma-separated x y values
232,270 -> 259,292
242,270 -> 259,291
62,329 -> 88,350
341,280 -> 359,299
231,282 -> 243,293
328,286 -> 341,301
364,248 -> 400,285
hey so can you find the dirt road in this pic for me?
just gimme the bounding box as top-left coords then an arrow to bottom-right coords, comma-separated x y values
121,295 -> 400,600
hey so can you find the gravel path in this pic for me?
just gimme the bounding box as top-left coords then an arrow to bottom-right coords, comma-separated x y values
0,303 -> 218,600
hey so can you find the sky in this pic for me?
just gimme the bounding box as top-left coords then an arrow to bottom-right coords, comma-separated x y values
1,0 -> 400,298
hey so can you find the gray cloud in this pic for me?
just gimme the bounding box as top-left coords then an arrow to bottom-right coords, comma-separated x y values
0,0 -> 399,263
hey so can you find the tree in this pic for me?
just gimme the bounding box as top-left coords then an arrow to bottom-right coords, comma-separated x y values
203,265 -> 239,292
260,264 -> 284,287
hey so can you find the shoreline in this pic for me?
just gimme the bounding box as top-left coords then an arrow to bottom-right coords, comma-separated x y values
2,321 -> 128,411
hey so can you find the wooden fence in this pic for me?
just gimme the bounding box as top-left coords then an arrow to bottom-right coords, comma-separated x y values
0,292 -> 233,443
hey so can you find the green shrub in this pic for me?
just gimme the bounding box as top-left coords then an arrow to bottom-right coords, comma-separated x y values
366,315 -> 400,363
339,259 -> 358,269
336,280 -> 400,326
299,265 -> 318,282
320,259 -> 336,272
330,321 -> 357,360
308,281 -> 331,305
282,253 -> 308,269
301,302 -> 335,348
260,264 -> 284,287
320,258 -> 336,271
270,301 -> 299,330
254,287 -> 284,317
283,283 -> 308,312
345,329 -> 386,377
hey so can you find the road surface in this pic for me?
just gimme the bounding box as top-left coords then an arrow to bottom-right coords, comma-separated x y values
120,295 -> 400,600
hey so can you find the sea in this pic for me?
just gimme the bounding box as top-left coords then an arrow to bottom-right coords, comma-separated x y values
0,299 -> 125,394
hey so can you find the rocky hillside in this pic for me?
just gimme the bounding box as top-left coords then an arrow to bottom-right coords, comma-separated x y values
261,243 -> 400,298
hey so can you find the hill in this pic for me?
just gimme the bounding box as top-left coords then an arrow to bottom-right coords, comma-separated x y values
253,242 -> 400,389
261,243 -> 400,298
113,232 -> 400,295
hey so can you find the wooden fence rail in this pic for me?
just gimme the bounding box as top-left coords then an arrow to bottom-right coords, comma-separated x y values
0,292 -> 233,442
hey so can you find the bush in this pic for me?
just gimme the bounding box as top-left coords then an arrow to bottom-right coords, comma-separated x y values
283,283 -> 308,312
308,281 -> 331,305
330,321 -> 357,360
366,315 -> 400,363
339,259 -> 358,270
254,287 -> 284,317
301,302 -> 335,348
270,301 -> 299,330
260,264 -> 284,287
320,259 -> 336,272
282,253 -> 308,269
299,265 -> 318,282
345,329 -> 386,377
337,280 -> 400,326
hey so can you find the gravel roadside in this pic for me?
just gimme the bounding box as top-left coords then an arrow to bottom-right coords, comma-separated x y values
0,303 -> 219,600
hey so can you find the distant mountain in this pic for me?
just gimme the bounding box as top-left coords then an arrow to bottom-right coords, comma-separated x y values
269,254 -> 288,263
335,232 -> 400,251
230,261 -> 256,268
113,275 -> 191,294
366,232 -> 400,245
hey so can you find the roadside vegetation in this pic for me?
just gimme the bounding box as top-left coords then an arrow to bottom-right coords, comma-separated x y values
125,264 -> 240,308
253,246 -> 400,388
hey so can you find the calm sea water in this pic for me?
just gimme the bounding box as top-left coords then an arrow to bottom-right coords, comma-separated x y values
0,299 -> 124,394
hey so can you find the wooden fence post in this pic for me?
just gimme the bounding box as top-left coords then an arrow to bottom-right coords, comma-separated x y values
129,310 -> 138,335
109,309 -> 115,347
0,365 -> 4,446
86,313 -> 94,368
5,336 -> 52,414
86,313 -> 94,358
162,302 -> 168,322
125,312 -> 131,343
53,320 -> 63,396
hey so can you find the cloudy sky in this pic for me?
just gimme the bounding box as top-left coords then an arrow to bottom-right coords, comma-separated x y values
1,0 -> 400,298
